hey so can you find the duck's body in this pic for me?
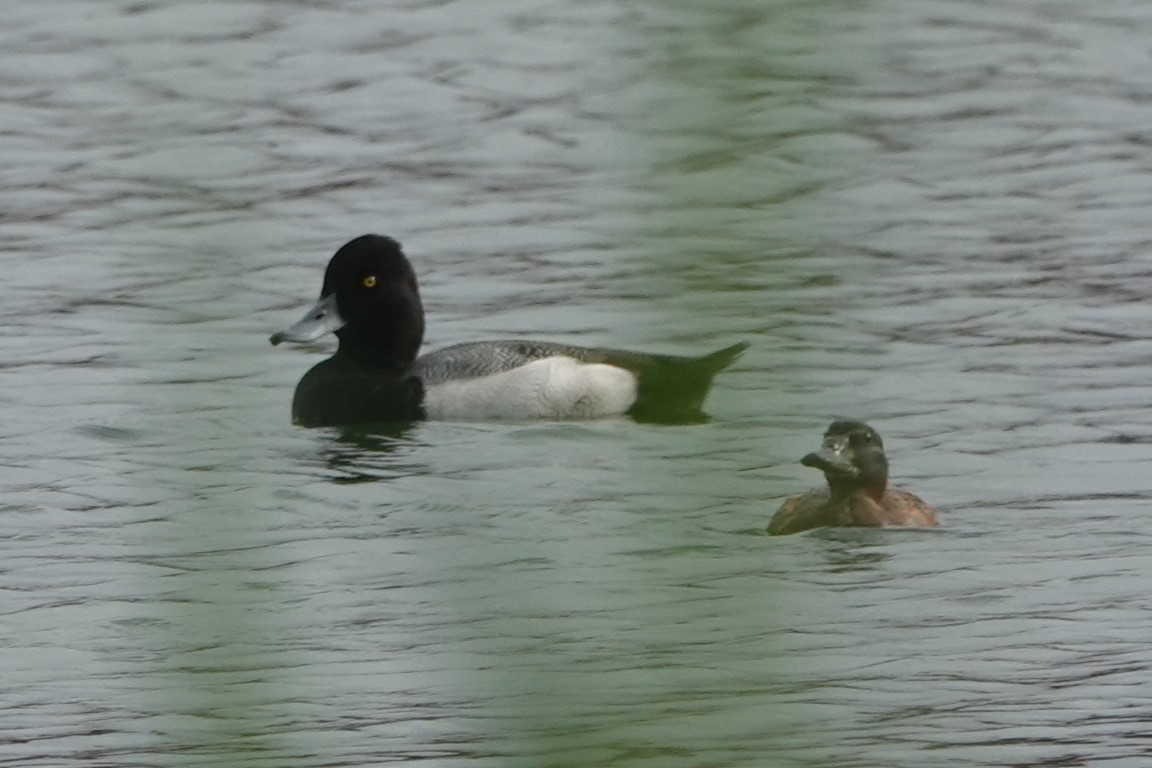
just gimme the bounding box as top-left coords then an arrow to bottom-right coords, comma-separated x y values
768,486 -> 937,535
767,420 -> 938,535
271,235 -> 746,427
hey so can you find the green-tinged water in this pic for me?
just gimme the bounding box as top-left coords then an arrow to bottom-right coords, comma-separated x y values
4,1 -> 1152,766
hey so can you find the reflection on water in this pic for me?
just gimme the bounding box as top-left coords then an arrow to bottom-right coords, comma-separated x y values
322,425 -> 422,484
3,0 -> 1152,766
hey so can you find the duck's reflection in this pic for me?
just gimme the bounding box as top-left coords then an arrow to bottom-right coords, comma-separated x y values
317,421 -> 422,484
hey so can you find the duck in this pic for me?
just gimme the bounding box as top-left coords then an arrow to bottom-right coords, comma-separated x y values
767,420 -> 938,535
270,234 -> 748,427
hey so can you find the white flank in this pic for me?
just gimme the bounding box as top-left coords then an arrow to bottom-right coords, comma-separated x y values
423,356 -> 638,421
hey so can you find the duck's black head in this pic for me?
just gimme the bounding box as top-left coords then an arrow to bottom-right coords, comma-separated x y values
800,419 -> 888,498
271,235 -> 425,369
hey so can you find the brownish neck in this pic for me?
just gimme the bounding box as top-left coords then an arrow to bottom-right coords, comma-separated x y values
827,476 -> 886,503
863,478 -> 886,501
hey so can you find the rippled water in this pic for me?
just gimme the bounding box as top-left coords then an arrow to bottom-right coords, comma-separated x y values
5,0 -> 1152,766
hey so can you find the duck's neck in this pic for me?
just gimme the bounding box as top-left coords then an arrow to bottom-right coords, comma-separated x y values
822,476 -> 887,526
333,346 -> 410,374
826,476 -> 887,504
334,323 -> 422,372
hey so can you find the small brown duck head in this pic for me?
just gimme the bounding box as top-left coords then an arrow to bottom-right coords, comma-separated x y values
800,419 -> 888,500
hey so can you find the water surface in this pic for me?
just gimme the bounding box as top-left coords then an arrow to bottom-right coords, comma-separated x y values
4,1 -> 1152,766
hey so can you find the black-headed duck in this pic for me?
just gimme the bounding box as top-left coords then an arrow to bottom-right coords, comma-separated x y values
767,420 -> 938,535
271,234 -> 748,427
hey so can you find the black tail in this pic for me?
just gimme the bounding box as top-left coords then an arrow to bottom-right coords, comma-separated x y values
622,341 -> 749,424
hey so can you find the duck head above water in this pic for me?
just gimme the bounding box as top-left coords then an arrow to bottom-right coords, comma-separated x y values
800,419 -> 889,498
270,235 -> 425,370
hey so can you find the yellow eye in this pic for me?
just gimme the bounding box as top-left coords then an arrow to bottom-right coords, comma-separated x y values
362,275 -> 377,288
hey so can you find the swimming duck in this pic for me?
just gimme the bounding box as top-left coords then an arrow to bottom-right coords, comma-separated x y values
767,420 -> 938,535
270,234 -> 748,427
